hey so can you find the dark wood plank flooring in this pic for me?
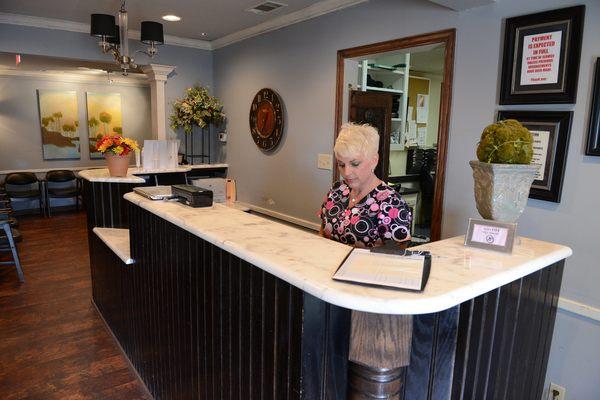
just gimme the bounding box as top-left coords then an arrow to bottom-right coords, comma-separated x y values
0,211 -> 151,399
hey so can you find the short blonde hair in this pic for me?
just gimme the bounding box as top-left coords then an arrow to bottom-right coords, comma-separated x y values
334,122 -> 380,159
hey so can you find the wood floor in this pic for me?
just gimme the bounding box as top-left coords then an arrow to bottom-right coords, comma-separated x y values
0,211 -> 151,399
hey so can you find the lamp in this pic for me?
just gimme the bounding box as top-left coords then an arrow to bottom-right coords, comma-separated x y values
90,1 -> 164,75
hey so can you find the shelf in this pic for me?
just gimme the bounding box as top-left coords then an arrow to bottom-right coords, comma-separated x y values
391,118 -> 402,122
390,144 -> 405,151
358,64 -> 406,76
357,85 -> 403,94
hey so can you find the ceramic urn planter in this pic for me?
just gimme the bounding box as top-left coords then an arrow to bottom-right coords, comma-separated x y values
469,160 -> 538,223
105,153 -> 131,177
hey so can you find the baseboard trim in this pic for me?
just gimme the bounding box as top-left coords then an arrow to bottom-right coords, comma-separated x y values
557,296 -> 600,322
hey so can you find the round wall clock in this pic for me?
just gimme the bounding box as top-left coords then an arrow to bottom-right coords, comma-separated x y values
249,88 -> 284,151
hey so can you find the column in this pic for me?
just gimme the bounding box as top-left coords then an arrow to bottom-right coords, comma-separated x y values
348,312 -> 413,399
141,64 -> 176,140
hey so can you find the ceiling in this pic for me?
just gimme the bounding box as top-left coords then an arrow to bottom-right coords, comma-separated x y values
0,0 -> 359,42
0,0 -> 496,50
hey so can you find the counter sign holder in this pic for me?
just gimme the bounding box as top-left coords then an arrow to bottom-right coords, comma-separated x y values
464,218 -> 517,254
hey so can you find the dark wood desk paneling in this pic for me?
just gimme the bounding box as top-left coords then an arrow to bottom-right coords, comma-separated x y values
88,197 -> 564,400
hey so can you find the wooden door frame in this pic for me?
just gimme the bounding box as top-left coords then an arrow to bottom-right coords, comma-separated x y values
334,29 -> 455,241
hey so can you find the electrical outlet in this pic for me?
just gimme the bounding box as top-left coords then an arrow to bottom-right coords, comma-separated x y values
548,383 -> 566,400
317,153 -> 332,170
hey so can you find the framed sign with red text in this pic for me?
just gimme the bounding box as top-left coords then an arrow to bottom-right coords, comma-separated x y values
499,6 -> 585,105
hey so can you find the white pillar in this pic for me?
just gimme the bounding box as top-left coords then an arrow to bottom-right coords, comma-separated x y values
142,64 -> 176,140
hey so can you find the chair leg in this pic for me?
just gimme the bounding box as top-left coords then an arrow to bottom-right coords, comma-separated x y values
2,224 -> 24,283
47,198 -> 51,217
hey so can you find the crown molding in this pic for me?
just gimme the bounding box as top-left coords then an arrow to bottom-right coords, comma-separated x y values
426,0 -> 496,12
1,0 -> 367,52
0,12 -> 211,50
211,0 -> 367,49
0,68 -> 149,87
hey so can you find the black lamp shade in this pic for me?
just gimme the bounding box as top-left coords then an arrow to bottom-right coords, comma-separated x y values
90,14 -> 116,37
107,25 -> 120,45
140,21 -> 164,45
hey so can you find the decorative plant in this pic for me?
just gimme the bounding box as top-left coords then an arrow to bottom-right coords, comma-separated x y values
476,119 -> 533,164
95,135 -> 139,156
170,84 -> 225,133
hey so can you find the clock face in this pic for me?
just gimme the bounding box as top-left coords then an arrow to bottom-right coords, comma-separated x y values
249,88 -> 284,151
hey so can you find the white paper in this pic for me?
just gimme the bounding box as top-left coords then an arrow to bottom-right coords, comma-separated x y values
407,106 -> 414,122
416,94 -> 429,123
530,129 -> 550,181
333,249 -> 424,290
408,121 -> 417,139
520,31 -> 562,86
417,127 -> 427,147
406,121 -> 418,147
142,140 -> 180,170
471,224 -> 508,246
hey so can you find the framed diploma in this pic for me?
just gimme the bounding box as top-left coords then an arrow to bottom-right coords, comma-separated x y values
586,58 -> 600,156
497,110 -> 573,203
499,6 -> 585,105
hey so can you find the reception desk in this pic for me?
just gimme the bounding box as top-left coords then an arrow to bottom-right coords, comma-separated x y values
84,181 -> 571,399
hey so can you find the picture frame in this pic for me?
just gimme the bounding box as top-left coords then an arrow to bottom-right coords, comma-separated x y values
464,218 -> 517,254
497,110 -> 573,203
586,57 -> 600,156
499,5 -> 585,105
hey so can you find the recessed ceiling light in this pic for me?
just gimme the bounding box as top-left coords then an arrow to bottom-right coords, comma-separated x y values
201,32 -> 207,37
162,15 -> 181,22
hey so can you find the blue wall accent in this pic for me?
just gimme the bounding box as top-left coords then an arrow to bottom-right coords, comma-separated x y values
213,0 -> 600,397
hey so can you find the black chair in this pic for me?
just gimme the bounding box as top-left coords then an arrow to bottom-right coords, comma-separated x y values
44,170 -> 81,216
4,172 -> 44,216
0,220 -> 24,282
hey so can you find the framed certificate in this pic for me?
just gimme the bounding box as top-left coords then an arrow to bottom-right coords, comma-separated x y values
586,58 -> 600,156
497,110 -> 573,203
499,6 -> 585,104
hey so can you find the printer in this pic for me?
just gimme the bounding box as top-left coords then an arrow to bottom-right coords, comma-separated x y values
171,184 -> 213,208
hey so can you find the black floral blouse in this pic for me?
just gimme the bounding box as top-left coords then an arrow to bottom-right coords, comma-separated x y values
319,181 -> 412,247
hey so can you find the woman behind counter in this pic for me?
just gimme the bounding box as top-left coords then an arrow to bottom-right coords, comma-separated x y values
319,122 -> 412,248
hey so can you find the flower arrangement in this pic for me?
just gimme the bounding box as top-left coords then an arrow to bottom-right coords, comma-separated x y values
170,84 -> 225,133
95,135 -> 139,156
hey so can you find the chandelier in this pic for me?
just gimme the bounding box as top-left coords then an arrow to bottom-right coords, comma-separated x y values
90,1 -> 164,75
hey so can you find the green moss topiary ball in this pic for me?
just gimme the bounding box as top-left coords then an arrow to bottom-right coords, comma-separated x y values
476,119 -> 533,164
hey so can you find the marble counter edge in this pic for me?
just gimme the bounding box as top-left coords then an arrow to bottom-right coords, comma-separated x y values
79,169 -> 145,183
93,227 -> 135,265
189,163 -> 228,169
123,192 -> 572,315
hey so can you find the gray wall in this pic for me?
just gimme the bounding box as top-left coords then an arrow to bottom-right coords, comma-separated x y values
0,75 -> 150,170
0,23 -> 216,160
214,0 -> 600,397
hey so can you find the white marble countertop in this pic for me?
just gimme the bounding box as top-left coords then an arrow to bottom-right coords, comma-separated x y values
79,164 -> 228,183
124,192 -> 572,315
128,166 -> 192,174
189,163 -> 228,169
93,227 -> 135,265
79,168 -> 146,183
